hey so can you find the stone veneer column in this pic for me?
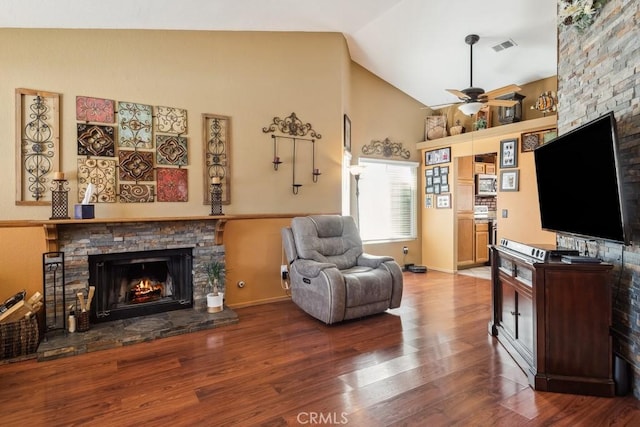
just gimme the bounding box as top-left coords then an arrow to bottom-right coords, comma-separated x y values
557,0 -> 640,398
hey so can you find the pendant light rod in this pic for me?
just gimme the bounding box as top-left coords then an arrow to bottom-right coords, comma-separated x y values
465,34 -> 479,88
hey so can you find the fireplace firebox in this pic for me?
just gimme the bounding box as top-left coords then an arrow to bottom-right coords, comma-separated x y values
89,248 -> 193,322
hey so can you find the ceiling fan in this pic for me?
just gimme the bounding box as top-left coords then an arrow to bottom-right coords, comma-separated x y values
435,34 -> 522,115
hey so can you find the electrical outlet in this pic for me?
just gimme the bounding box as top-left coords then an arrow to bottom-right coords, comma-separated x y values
280,264 -> 288,280
402,246 -> 409,255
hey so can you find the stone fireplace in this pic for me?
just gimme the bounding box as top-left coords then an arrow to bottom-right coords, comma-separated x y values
45,218 -> 225,328
88,247 -> 193,322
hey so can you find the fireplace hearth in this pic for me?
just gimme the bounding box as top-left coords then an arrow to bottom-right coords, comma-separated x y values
89,248 -> 193,322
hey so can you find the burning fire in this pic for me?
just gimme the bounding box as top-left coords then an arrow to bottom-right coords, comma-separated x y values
128,279 -> 164,304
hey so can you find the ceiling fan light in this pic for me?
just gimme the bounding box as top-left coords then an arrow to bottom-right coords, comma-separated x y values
458,102 -> 484,115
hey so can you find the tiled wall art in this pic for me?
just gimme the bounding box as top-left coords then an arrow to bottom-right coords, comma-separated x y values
119,183 -> 155,203
118,102 -> 153,149
15,88 -> 61,205
157,168 -> 188,202
203,114 -> 231,205
118,150 -> 155,182
156,135 -> 188,166
76,96 -> 115,123
77,158 -> 117,203
77,124 -> 115,157
156,106 -> 187,134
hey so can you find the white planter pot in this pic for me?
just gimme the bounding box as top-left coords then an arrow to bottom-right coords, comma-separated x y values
207,292 -> 223,313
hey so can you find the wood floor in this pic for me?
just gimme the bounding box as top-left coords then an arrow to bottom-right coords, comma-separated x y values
1,271 -> 639,426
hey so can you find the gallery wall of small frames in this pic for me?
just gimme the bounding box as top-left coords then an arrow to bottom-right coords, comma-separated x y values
424,165 -> 450,209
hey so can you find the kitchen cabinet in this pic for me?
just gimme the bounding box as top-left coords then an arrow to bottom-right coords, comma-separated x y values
489,245 -> 614,397
475,222 -> 489,263
456,156 -> 475,267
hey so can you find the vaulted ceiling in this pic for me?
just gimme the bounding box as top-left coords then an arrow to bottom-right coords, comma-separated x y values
1,0 -> 558,108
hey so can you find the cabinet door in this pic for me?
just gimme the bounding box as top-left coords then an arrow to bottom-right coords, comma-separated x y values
475,224 -> 489,263
500,281 -> 517,340
457,216 -> 475,266
516,291 -> 534,358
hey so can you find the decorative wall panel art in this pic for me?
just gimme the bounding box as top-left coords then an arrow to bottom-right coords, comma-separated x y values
77,124 -> 115,157
156,135 -> 188,166
15,88 -> 61,205
77,158 -> 117,203
203,114 -> 231,205
118,150 -> 155,182
156,106 -> 188,134
118,102 -> 153,149
119,183 -> 155,203
76,96 -> 115,123
157,168 -> 188,202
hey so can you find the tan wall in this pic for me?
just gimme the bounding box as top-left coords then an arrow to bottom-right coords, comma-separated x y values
0,225 -> 46,301
223,217 -> 294,308
0,29 -> 428,307
350,63 -> 426,266
1,29 -> 347,220
419,116 -> 557,272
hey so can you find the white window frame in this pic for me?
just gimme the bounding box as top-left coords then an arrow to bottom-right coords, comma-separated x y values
356,157 -> 419,244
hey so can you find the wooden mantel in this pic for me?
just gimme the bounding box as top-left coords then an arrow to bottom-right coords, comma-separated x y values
42,215 -> 229,253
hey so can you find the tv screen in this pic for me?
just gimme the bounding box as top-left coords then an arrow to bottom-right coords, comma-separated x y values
534,112 -> 630,244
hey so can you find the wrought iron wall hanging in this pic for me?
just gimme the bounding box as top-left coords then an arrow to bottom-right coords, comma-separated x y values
362,137 -> 411,159
262,112 -> 322,194
203,114 -> 231,205
15,88 -> 61,205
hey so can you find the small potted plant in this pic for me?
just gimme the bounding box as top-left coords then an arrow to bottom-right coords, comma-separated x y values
205,260 -> 225,313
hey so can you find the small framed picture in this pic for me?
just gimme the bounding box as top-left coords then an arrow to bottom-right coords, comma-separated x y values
500,138 -> 518,168
433,176 -> 441,185
441,184 -> 450,193
425,194 -> 433,208
424,146 -> 451,166
440,166 -> 449,174
426,176 -> 433,186
434,183 -> 441,194
440,174 -> 448,185
436,193 -> 451,209
426,186 -> 434,194
500,170 -> 520,192
425,169 -> 433,177
343,114 -> 351,152
433,166 -> 440,176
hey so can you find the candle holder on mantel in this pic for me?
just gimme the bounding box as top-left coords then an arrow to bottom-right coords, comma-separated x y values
210,178 -> 223,216
50,177 -> 70,220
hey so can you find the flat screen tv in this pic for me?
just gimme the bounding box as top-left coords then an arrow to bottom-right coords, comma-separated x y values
534,112 -> 630,245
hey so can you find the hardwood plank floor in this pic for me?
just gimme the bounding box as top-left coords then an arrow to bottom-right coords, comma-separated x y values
1,271 -> 639,426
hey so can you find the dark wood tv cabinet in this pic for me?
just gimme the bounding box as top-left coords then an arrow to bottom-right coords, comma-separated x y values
489,245 -> 615,397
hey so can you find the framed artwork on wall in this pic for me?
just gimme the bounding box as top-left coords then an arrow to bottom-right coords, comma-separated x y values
500,170 -> 520,192
343,114 -> 351,152
500,138 -> 518,168
425,147 -> 451,166
436,193 -> 451,209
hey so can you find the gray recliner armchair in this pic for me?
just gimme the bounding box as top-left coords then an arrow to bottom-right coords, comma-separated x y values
281,215 -> 403,324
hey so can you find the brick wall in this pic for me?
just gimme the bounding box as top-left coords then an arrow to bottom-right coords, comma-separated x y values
557,0 -> 640,397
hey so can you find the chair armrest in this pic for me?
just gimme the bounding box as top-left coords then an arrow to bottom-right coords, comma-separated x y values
293,259 -> 337,278
357,253 -> 394,269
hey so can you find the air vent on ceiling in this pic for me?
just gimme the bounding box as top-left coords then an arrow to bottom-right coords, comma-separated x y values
492,39 -> 517,52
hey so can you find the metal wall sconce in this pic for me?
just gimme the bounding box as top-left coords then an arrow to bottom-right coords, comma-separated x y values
263,112 -> 323,195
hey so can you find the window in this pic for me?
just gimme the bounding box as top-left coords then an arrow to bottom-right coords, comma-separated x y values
357,158 -> 418,243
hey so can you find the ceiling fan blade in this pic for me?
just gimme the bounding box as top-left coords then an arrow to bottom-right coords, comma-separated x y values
485,99 -> 518,107
482,84 -> 522,100
446,89 -> 470,100
420,101 -> 462,110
